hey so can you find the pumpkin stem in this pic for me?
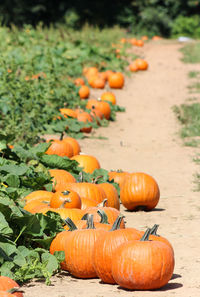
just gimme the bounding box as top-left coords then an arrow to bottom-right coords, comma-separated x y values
86,214 -> 95,229
150,224 -> 160,236
60,132 -> 64,140
98,199 -> 108,207
109,214 -> 124,231
64,217 -> 77,231
97,209 -> 109,224
140,228 -> 151,241
81,213 -> 88,220
60,199 -> 72,208
62,190 -> 71,195
8,288 -> 24,294
78,171 -> 83,183
92,175 -> 103,184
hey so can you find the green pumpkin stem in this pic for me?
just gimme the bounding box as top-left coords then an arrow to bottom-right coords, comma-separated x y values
92,175 -> 103,184
62,190 -> 70,195
60,199 -> 72,208
110,214 -> 124,231
150,224 -> 160,236
140,228 -> 151,241
98,199 -> 108,207
60,132 -> 64,140
86,214 -> 95,229
97,209 -> 109,224
64,217 -> 77,231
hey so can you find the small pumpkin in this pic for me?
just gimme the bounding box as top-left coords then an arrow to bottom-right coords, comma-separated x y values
45,139 -> 73,157
135,58 -> 148,71
108,72 -> 124,89
50,190 -> 81,209
101,92 -> 116,105
49,169 -> 76,192
71,154 -> 100,174
74,77 -> 85,86
76,111 -> 93,133
59,108 -> 77,118
78,85 -> 90,99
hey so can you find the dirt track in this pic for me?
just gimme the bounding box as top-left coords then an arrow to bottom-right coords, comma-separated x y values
23,40 -> 200,297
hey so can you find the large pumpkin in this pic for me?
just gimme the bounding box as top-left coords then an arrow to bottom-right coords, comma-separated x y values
111,230 -> 175,290
108,72 -> 124,89
45,140 -> 73,157
120,172 -> 160,210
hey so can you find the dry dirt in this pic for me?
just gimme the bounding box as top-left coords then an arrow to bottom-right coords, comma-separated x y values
23,40 -> 200,297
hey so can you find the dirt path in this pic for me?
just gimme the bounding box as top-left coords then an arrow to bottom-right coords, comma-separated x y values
23,41 -> 200,297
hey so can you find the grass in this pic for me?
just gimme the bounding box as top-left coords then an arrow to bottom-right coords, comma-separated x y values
174,42 -> 200,190
180,42 -> 200,63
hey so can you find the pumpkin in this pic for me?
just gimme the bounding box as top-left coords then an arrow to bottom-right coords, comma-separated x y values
74,78 -> 85,86
62,137 -> 81,155
136,40 -> 144,47
40,207 -> 84,221
59,108 -> 77,118
108,72 -> 124,89
120,172 -> 160,211
111,229 -> 175,290
64,221 -> 107,278
84,67 -> 98,79
24,197 -> 50,213
80,197 -> 98,209
50,190 -> 81,209
23,190 -> 54,203
141,35 -> 148,41
61,182 -> 106,203
50,218 -> 77,270
76,111 -> 93,133
0,276 -> 23,297
82,200 -> 125,228
45,140 -> 73,157
135,58 -> 148,71
108,170 -> 130,188
97,183 -> 120,210
94,219 -> 142,284
71,154 -> 100,173
86,99 -> 111,120
0,291 -> 14,297
49,169 -> 76,192
78,85 -> 90,99
90,107 -> 104,125
101,92 -> 116,105
129,62 -> 139,72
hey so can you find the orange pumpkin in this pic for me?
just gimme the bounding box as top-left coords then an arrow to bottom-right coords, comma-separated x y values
136,40 -> 144,47
78,85 -> 90,99
101,92 -> 116,105
50,190 -> 81,209
49,169 -> 76,192
86,99 -> 111,120
0,276 -> 23,297
108,72 -> 124,89
45,140 -> 73,157
111,229 -> 174,290
62,137 -> 81,155
129,62 -> 139,72
135,58 -> 148,70
71,154 -> 100,173
120,172 -> 160,210
76,111 -> 93,133
97,183 -> 120,210
74,77 -> 85,86
108,170 -> 130,188
23,190 -> 54,203
59,108 -> 77,119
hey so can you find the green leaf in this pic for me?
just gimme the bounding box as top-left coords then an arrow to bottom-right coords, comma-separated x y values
5,174 -> 20,187
40,154 -> 80,173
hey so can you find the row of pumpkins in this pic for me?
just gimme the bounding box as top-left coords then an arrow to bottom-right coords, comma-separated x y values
21,134 -> 174,290
5,37 -> 174,293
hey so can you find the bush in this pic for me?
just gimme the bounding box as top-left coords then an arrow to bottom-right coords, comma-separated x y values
172,15 -> 200,38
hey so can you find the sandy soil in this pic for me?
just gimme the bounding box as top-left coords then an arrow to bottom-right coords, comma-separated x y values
23,40 -> 200,297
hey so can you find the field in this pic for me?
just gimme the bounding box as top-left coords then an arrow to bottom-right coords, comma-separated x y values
0,25 -> 200,297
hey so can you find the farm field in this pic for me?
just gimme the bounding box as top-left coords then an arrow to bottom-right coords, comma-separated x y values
21,40 -> 200,297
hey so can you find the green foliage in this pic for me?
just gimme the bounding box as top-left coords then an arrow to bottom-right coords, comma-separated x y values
0,25 -> 129,145
172,15 -> 200,38
180,42 -> 200,63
